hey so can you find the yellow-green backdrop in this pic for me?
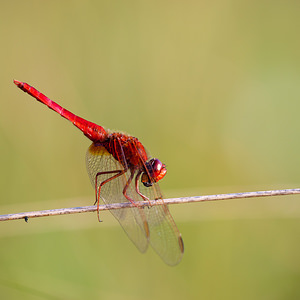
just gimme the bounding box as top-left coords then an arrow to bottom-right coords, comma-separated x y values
1,1 -> 300,299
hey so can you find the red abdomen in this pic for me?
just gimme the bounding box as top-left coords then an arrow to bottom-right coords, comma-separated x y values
14,80 -> 108,142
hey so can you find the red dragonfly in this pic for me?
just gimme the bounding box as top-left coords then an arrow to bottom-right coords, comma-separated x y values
14,80 -> 184,265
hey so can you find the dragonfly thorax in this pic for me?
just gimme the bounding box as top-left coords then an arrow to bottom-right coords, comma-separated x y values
104,133 -> 148,168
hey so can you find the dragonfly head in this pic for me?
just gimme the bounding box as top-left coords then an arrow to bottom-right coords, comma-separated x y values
141,158 -> 167,187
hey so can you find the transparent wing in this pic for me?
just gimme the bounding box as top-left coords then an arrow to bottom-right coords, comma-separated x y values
86,143 -> 149,253
138,180 -> 184,266
86,143 -> 184,265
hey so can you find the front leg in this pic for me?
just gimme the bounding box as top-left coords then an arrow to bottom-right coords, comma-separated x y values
135,171 -> 151,204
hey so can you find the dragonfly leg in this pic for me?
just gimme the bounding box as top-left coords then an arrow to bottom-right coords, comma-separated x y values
95,169 -> 125,222
121,171 -> 139,206
123,170 -> 150,239
135,172 -> 152,207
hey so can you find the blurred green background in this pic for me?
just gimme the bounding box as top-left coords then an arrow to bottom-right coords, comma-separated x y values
1,1 -> 300,299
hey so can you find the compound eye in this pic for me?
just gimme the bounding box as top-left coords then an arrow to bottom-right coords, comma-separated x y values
151,159 -> 166,180
141,158 -> 167,187
152,159 -> 162,172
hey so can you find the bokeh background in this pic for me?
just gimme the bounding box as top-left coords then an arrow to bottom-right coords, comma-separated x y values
1,1 -> 300,299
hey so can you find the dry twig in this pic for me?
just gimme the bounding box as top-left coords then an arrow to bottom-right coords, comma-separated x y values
0,188 -> 299,222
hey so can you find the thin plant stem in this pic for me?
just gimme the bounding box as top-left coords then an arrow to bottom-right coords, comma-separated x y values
0,188 -> 299,222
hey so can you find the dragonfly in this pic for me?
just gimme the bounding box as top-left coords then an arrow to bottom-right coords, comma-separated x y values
14,80 -> 184,266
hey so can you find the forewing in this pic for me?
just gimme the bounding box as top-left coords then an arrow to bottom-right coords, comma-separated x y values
139,181 -> 184,266
86,143 -> 149,253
